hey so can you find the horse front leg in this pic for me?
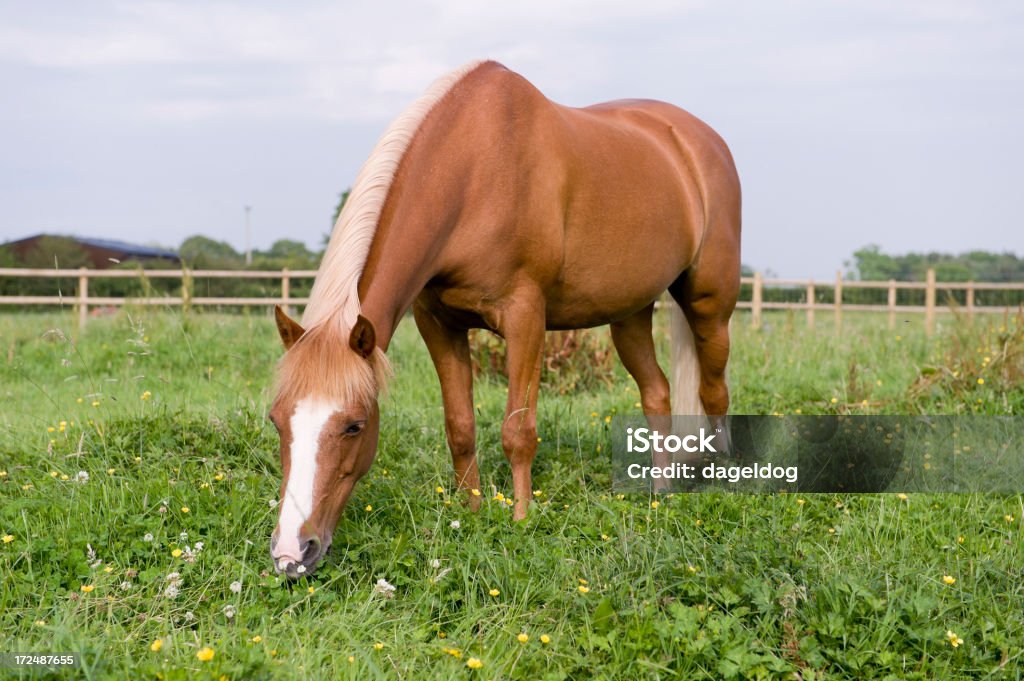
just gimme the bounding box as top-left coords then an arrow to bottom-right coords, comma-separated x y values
413,302 -> 481,511
498,297 -> 546,521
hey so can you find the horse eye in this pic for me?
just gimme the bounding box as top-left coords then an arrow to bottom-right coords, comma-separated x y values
344,422 -> 364,436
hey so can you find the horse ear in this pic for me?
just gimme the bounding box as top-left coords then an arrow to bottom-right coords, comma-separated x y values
349,314 -> 377,359
274,305 -> 305,350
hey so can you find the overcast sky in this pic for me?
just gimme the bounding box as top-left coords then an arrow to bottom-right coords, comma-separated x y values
1,1 -> 1021,278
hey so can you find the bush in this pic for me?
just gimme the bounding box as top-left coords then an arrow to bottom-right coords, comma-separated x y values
468,328 -> 619,394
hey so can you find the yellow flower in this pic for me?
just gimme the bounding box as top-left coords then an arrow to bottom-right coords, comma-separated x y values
76,397 -> 83,404
181,506 -> 190,513
830,397 -> 838,404
347,655 -> 355,663
540,634 -> 551,645
1,535 -> 13,544
1005,514 -> 1014,523
533,490 -> 543,497
60,475 -> 69,481
896,493 -> 908,501
141,391 -> 152,401
251,636 -> 262,643
946,630 -> 964,648
196,647 -> 215,662
601,533 -> 610,541
50,471 -> 59,478
47,426 -> 55,433
365,505 -> 372,512
373,642 -> 384,651
215,472 -> 225,481
471,488 -> 481,497
828,527 -> 836,535
442,647 -> 461,658
517,633 -> 529,643
91,401 -> 100,407
0,471 -> 6,477
796,498 -> 805,505
435,486 -> 444,494
957,535 -> 965,544
687,564 -> 698,573
171,549 -> 183,558
466,657 -> 483,670
578,577 -> 588,585
942,575 -> 956,585
150,639 -> 164,652
489,588 -> 500,597
307,586 -> 315,594
80,584 -> 95,593
977,378 -> 985,385
650,500 -> 660,509
493,492 -> 504,502
104,565 -> 113,573
107,468 -> 115,475
578,586 -> 590,594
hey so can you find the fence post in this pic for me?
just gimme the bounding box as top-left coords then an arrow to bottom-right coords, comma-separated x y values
181,268 -> 192,315
925,268 -> 936,337
834,270 -> 843,333
806,280 -> 815,328
966,281 -> 975,320
281,268 -> 291,317
887,280 -> 896,330
752,271 -> 763,329
77,267 -> 89,330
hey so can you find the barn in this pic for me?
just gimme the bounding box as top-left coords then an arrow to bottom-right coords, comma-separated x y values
1,233 -> 180,269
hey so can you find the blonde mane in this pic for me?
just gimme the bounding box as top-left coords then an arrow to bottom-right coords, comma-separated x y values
276,59 -> 487,406
301,59 -> 489,332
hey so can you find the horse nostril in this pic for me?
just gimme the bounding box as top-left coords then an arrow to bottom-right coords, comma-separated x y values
300,536 -> 322,560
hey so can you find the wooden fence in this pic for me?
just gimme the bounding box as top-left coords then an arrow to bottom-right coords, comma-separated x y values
1,267 -> 1021,335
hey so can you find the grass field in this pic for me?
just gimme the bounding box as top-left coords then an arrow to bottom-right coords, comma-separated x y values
1,308 -> 1022,679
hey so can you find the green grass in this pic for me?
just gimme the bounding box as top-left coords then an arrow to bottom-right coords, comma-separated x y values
1,308 -> 1022,679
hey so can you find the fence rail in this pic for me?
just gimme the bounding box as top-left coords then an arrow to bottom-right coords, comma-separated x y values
1,267 -> 1021,335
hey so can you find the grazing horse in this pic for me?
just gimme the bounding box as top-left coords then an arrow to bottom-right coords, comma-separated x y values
269,60 -> 740,577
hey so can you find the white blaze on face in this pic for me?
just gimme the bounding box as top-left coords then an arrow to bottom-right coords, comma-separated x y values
274,397 -> 337,563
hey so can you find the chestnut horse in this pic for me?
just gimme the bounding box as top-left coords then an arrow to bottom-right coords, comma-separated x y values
269,60 -> 740,577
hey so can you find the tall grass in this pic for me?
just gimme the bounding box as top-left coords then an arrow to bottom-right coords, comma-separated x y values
0,308 -> 1021,679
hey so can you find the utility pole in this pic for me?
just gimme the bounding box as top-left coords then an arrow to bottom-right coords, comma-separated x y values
244,205 -> 252,265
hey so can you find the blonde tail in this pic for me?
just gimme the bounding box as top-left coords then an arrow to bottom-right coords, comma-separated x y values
669,300 -> 705,417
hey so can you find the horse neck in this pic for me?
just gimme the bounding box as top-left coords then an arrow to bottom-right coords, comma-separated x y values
356,177 -> 458,349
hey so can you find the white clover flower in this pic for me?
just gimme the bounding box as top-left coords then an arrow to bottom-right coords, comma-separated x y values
230,580 -> 242,594
268,499 -> 279,509
119,581 -> 132,591
184,611 -> 195,621
430,559 -> 442,569
223,605 -> 236,619
163,583 -> 180,599
143,533 -> 154,542
179,531 -> 188,542
76,471 -> 89,483
374,578 -> 397,599
450,520 -> 460,529
194,541 -> 204,552
296,565 -> 306,574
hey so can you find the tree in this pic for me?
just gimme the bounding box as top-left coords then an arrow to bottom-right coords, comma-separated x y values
179,236 -> 243,269
22,236 -> 90,269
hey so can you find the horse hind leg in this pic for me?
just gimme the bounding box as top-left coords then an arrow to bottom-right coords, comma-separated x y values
668,236 -> 740,450
609,302 -> 677,490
